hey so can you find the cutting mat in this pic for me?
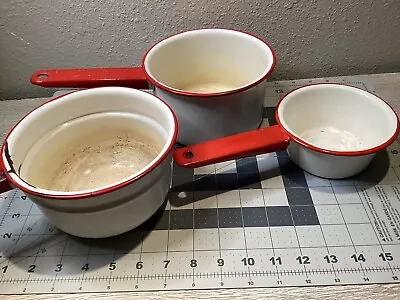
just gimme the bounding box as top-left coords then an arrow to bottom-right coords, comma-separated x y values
1,76 -> 400,295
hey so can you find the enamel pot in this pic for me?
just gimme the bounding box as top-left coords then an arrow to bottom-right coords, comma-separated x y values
30,28 -> 276,145
0,87 -> 178,238
174,83 -> 400,179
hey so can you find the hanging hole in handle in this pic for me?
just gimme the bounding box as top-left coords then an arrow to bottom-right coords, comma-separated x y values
183,151 -> 194,159
37,73 -> 48,79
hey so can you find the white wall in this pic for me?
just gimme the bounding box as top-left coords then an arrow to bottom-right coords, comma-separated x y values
0,0 -> 399,100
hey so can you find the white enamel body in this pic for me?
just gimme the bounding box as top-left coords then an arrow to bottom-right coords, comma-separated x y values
277,84 -> 399,179
38,153 -> 173,238
1,87 -> 176,238
287,143 -> 375,179
143,28 -> 275,144
154,81 -> 267,145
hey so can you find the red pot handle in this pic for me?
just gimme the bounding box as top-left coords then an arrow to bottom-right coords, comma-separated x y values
0,171 -> 12,194
174,125 -> 290,168
30,67 -> 149,89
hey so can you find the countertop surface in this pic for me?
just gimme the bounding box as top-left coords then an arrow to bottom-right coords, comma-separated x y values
0,72 -> 399,299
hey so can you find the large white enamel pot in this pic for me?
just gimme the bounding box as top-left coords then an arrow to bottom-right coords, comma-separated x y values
0,87 -> 178,238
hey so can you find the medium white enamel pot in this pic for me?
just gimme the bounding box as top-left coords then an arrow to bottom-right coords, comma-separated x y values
0,87 -> 178,238
30,28 -> 276,145
174,83 -> 400,179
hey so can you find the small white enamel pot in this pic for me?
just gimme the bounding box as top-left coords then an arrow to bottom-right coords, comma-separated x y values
174,83 -> 400,179
0,87 -> 178,238
30,28 -> 276,145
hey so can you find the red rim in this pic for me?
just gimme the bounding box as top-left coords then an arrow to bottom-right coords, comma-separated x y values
141,28 -> 277,98
275,82 -> 400,156
0,88 -> 179,200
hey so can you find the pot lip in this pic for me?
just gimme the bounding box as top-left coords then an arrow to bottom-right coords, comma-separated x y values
275,82 -> 400,157
0,87 -> 179,200
141,28 -> 277,98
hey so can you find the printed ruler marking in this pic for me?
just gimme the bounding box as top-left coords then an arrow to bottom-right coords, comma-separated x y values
0,190 -> 16,228
1,266 -> 399,284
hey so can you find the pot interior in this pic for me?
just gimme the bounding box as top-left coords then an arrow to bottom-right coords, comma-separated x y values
277,84 -> 399,153
144,29 -> 275,94
2,87 -> 176,195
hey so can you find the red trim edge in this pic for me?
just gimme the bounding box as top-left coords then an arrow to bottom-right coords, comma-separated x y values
275,82 -> 400,157
141,28 -> 277,98
0,88 -> 179,200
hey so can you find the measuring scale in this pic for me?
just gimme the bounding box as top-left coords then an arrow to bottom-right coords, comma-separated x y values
0,76 -> 399,294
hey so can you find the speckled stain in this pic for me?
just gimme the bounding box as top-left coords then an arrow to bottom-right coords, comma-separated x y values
0,0 -> 399,99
